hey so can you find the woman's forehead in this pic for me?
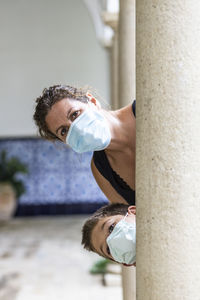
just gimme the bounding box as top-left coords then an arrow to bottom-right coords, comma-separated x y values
50,98 -> 87,113
45,100 -> 68,130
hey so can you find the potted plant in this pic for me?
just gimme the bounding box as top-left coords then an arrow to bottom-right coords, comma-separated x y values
0,150 -> 28,220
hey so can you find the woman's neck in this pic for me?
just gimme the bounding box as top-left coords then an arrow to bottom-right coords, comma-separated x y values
102,104 -> 136,153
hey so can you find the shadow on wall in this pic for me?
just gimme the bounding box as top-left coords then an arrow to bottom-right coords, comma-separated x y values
0,137 -> 108,216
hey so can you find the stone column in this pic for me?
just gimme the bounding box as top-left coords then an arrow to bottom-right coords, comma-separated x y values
118,1 -> 136,300
121,266 -> 136,300
136,1 -> 200,300
110,29 -> 119,109
102,12 -> 119,109
118,0 -> 135,107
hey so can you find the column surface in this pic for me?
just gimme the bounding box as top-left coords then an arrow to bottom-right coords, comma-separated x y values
119,1 -> 136,300
118,0 -> 135,107
102,11 -> 119,109
110,31 -> 119,109
136,1 -> 200,300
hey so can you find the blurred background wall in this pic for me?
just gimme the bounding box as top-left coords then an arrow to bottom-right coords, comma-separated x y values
0,0 -> 112,216
0,2 -> 124,299
0,0 -> 110,137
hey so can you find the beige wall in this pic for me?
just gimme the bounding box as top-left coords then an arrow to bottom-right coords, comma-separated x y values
0,0 -> 110,137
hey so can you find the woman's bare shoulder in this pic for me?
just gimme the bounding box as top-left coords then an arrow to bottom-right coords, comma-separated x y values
90,158 -> 128,204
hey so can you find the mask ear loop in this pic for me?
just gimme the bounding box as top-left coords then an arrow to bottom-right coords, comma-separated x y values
123,212 -> 129,221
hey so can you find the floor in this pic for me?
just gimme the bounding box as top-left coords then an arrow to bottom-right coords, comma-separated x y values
0,216 -> 122,300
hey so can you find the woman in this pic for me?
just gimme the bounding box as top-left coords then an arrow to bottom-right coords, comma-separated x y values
33,85 -> 136,205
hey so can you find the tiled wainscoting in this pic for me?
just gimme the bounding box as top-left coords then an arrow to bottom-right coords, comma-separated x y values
0,137 -> 108,216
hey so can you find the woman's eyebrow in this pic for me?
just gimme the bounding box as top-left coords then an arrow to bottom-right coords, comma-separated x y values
55,108 -> 73,135
67,108 -> 72,119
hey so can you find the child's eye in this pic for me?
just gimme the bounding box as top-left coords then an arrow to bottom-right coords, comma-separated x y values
109,224 -> 115,234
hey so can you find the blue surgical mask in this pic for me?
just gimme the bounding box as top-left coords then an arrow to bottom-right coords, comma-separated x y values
106,213 -> 136,265
66,109 -> 111,153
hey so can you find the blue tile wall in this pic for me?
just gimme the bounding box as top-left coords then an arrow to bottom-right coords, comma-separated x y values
0,138 -> 108,215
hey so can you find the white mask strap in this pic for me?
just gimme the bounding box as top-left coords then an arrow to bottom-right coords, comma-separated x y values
123,212 -> 129,221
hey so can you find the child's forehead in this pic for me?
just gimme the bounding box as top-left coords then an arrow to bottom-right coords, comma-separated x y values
97,214 -> 123,225
96,215 -> 112,226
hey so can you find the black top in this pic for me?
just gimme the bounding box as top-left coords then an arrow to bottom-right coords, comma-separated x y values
93,101 -> 136,205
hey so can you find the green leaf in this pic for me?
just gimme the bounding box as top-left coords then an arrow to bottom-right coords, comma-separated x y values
0,150 -> 28,198
90,258 -> 110,274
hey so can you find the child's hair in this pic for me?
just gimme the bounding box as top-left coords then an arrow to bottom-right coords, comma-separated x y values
81,203 -> 129,252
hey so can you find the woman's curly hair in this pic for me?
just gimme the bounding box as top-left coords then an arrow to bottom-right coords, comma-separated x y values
33,85 -> 88,141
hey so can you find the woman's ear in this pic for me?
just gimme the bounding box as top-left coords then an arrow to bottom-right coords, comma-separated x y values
128,205 -> 136,215
86,92 -> 101,109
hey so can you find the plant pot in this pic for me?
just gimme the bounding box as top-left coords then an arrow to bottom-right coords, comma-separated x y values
0,183 -> 17,220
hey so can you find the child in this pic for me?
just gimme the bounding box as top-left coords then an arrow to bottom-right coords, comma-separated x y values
82,203 -> 136,266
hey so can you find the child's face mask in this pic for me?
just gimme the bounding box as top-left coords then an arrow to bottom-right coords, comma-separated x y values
66,109 -> 111,153
106,213 -> 136,265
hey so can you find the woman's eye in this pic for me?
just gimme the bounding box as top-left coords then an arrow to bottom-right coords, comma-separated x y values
71,110 -> 80,121
60,128 -> 67,137
109,224 -> 115,234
